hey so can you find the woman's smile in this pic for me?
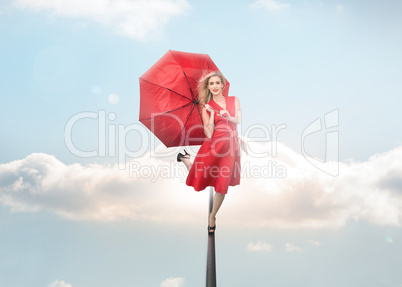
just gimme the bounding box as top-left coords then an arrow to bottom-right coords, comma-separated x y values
208,76 -> 224,95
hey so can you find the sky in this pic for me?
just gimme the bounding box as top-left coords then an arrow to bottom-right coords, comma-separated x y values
1,0 -> 402,286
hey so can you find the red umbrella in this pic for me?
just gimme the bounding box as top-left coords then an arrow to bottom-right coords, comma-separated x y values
139,50 -> 230,147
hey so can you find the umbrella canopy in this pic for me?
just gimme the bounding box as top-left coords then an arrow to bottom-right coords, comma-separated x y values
139,50 -> 230,147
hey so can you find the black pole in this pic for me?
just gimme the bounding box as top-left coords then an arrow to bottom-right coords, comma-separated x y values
206,187 -> 217,287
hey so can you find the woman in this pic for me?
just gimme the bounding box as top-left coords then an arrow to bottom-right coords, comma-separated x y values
177,71 -> 241,233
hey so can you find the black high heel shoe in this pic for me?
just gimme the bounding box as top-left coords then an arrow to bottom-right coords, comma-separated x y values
177,149 -> 190,162
208,217 -> 216,233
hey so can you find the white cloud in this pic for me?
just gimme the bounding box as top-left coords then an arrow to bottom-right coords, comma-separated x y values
160,277 -> 185,287
108,93 -> 119,104
2,142 -> 402,229
285,243 -> 301,252
308,240 -> 322,246
49,279 -> 72,287
0,151 -> 205,222
12,0 -> 190,40
250,0 -> 290,11
336,4 -> 344,12
385,236 -> 393,243
246,241 -> 273,252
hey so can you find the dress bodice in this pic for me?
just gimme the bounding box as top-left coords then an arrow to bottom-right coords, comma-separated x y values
208,96 -> 237,131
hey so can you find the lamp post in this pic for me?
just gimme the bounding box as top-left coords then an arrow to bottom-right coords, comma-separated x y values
206,187 -> 217,287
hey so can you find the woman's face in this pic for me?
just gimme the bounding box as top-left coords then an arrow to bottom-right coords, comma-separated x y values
208,76 -> 224,96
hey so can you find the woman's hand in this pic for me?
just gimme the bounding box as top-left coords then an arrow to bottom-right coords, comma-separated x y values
219,109 -> 230,119
204,104 -> 215,114
220,97 -> 241,125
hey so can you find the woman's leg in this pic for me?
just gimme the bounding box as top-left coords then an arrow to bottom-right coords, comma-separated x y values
181,157 -> 192,171
209,192 -> 225,228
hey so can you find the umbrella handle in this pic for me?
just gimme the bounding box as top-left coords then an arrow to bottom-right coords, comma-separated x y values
201,104 -> 227,119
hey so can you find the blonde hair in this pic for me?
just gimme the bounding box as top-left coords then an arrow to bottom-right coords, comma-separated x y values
197,71 -> 226,105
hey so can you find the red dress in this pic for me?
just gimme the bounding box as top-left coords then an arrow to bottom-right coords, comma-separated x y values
186,95 -> 241,194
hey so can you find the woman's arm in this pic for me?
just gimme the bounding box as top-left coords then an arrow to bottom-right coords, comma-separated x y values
202,104 -> 215,139
220,97 -> 241,125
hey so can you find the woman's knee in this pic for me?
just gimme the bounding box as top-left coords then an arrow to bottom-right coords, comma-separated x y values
215,192 -> 225,199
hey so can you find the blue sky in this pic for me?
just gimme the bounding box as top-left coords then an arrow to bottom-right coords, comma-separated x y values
1,0 -> 402,286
